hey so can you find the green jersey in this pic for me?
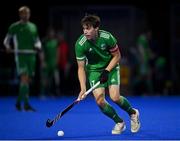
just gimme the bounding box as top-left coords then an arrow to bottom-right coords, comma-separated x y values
75,30 -> 118,71
4,21 -> 41,76
43,38 -> 58,69
7,21 -> 40,50
137,34 -> 150,62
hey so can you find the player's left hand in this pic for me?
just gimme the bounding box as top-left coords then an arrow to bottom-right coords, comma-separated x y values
100,70 -> 110,84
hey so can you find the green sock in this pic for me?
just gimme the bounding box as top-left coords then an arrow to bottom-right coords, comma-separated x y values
99,102 -> 123,123
116,96 -> 135,115
24,84 -> 29,105
18,83 -> 29,105
17,83 -> 24,103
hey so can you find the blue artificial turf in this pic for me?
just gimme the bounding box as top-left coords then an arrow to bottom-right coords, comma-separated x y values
0,95 -> 180,140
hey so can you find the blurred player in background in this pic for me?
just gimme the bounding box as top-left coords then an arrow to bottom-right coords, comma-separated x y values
40,27 -> 59,98
57,31 -> 70,94
75,14 -> 140,134
136,29 -> 154,94
3,6 -> 41,111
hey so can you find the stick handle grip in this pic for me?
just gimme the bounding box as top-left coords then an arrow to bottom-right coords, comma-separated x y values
84,81 -> 100,95
77,81 -> 100,101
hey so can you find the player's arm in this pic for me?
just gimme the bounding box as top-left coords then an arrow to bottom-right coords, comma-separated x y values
33,24 -> 42,51
34,37 -> 42,50
39,48 -> 46,69
105,44 -> 121,72
3,34 -> 12,52
34,32 -> 44,66
100,44 -> 120,84
77,60 -> 87,100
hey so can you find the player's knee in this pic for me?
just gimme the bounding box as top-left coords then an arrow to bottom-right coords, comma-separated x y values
20,74 -> 29,83
110,94 -> 120,102
96,98 -> 106,107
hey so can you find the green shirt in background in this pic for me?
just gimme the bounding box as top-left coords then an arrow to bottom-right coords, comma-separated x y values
137,34 -> 150,63
43,39 -> 58,70
6,21 -> 41,76
8,21 -> 39,50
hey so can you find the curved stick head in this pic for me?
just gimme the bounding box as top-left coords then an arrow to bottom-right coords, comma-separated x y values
46,119 -> 53,128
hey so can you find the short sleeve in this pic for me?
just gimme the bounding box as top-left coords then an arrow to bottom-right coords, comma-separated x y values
107,33 -> 119,53
75,41 -> 86,61
107,33 -> 117,48
8,23 -> 15,35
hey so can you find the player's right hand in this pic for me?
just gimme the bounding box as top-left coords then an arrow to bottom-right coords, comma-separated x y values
77,89 -> 86,101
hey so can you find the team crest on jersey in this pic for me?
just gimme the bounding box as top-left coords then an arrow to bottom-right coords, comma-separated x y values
100,44 -> 106,50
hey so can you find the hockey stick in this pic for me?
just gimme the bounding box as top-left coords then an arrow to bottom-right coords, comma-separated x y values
46,81 -> 100,128
0,49 -> 37,54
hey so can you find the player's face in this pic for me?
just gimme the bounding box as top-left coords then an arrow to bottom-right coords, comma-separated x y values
82,25 -> 98,41
19,10 -> 30,22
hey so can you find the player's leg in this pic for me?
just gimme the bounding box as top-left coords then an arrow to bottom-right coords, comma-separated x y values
108,66 -> 140,133
19,74 -> 34,111
15,56 -> 27,111
88,71 -> 124,134
22,56 -> 36,111
15,76 -> 24,111
40,66 -> 49,99
53,68 -> 60,96
50,68 -> 60,97
93,88 -> 126,134
16,71 -> 30,111
48,68 -> 56,97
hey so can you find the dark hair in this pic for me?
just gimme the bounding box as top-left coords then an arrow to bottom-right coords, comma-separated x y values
81,14 -> 100,28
